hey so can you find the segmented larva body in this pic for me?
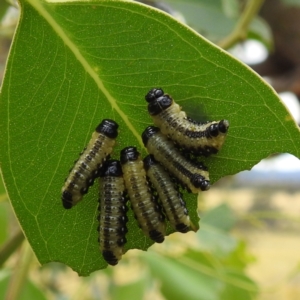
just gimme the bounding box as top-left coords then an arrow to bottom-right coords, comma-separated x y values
98,160 -> 128,266
142,126 -> 210,193
120,147 -> 166,243
144,155 -> 191,233
62,119 -> 118,209
145,88 -> 229,156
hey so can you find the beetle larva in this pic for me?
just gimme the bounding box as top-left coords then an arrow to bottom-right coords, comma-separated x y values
144,155 -> 191,233
142,126 -> 210,193
145,88 -> 229,156
62,119 -> 118,209
120,147 -> 166,243
98,160 -> 128,266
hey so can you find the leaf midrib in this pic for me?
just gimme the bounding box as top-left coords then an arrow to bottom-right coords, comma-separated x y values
26,0 -> 142,146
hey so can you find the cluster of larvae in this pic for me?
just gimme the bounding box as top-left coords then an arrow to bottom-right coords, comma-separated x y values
61,88 -> 229,265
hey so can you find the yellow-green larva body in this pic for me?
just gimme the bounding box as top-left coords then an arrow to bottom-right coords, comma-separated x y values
142,126 -> 210,194
146,88 -> 229,156
144,155 -> 191,233
120,147 -> 166,243
62,119 -> 118,209
98,160 -> 128,266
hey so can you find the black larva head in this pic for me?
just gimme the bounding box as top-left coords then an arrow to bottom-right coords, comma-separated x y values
147,94 -> 173,115
191,174 -> 210,191
218,119 -> 230,133
145,88 -> 164,102
142,126 -> 160,146
95,119 -> 119,139
62,190 -> 73,209
102,250 -> 118,266
120,146 -> 140,164
143,154 -> 157,171
208,123 -> 219,137
176,223 -> 190,233
208,120 -> 230,137
199,180 -> 211,191
100,160 -> 123,177
149,229 -> 165,243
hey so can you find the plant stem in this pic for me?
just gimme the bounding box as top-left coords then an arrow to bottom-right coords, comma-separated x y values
218,0 -> 265,49
0,229 -> 24,267
5,241 -> 34,300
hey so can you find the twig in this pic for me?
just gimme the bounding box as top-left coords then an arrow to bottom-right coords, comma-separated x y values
5,241 -> 34,300
0,229 -> 24,267
218,0 -> 265,49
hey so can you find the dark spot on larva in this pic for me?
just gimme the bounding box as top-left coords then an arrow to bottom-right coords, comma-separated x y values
102,250 -> 118,266
219,119 -> 230,133
80,186 -> 89,195
62,190 -> 73,209
149,229 -> 164,243
176,223 -> 190,233
117,237 -> 127,247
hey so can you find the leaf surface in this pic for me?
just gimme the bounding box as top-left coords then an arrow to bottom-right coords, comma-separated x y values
0,0 -> 299,275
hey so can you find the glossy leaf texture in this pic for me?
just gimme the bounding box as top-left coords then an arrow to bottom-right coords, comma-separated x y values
0,0 -> 299,275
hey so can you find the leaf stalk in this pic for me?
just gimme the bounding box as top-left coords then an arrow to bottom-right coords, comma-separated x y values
218,0 -> 265,49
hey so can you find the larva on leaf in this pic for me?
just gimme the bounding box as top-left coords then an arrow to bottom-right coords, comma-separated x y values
144,155 -> 191,233
120,147 -> 166,243
98,160 -> 128,266
142,126 -> 210,193
145,88 -> 229,156
62,119 -> 118,209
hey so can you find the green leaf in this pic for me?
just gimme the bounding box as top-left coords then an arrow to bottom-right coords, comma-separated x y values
183,249 -> 258,298
197,204 -> 238,256
0,0 -> 299,276
221,0 -> 240,18
202,203 -> 236,231
220,270 -> 258,300
144,251 -> 220,300
197,223 -> 237,256
248,17 -> 273,50
144,249 -> 258,300
163,0 -> 272,49
164,0 -> 236,42
223,240 -> 256,271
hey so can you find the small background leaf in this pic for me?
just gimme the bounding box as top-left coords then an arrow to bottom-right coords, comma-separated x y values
144,248 -> 257,300
0,0 -> 299,275
164,0 -> 236,41
197,204 -> 237,256
163,0 -> 272,49
145,251 -> 220,300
